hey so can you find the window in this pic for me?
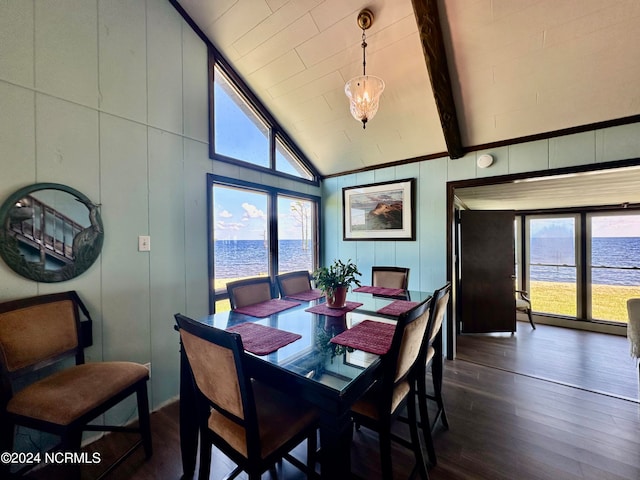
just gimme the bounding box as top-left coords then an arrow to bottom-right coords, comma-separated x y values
527,216 -> 578,317
208,175 -> 319,313
589,213 -> 640,323
277,195 -> 314,274
519,210 -> 640,324
211,61 -> 317,183
213,68 -> 269,167
275,136 -> 313,180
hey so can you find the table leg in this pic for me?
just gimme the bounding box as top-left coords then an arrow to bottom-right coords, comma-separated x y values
319,409 -> 354,479
179,341 -> 198,477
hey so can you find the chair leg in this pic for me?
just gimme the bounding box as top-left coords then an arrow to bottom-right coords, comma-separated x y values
198,434 -> 212,480
431,356 -> 449,431
60,429 -> 83,480
417,374 -> 437,467
307,430 -> 317,473
407,390 -> 429,479
379,426 -> 393,480
136,381 -> 153,458
0,417 -> 14,479
527,309 -> 536,329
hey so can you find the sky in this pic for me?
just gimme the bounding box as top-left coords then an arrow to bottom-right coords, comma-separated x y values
530,215 -> 640,238
213,186 -> 311,241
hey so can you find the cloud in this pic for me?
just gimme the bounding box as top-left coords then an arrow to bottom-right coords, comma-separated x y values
219,210 -> 232,218
216,221 -> 244,231
241,202 -> 266,220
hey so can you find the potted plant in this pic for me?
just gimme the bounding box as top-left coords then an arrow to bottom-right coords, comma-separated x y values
313,259 -> 362,308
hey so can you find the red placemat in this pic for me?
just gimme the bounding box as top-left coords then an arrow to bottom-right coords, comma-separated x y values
376,300 -> 418,316
305,301 -> 363,317
285,289 -> 324,301
233,299 -> 300,318
330,320 -> 396,355
353,286 -> 406,296
227,322 -> 301,356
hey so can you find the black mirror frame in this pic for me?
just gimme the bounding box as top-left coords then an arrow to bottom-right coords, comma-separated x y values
0,183 -> 104,283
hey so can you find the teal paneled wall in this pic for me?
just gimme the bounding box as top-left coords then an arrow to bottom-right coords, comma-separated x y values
323,124 -> 640,355
0,0 -> 320,441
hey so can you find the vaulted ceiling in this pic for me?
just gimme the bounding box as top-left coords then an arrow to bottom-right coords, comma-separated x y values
174,0 -> 640,178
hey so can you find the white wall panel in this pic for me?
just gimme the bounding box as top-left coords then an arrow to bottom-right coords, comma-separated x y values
35,0 -> 98,107
0,83 -> 35,193
99,113 -> 150,364
182,20 -> 209,143
509,140 -> 549,174
98,0 -> 147,123
597,123 -> 640,163
0,0 -> 34,87
35,94 -> 100,201
549,131 -> 596,169
148,127 -> 185,405
184,138 -> 211,318
147,0 -> 183,134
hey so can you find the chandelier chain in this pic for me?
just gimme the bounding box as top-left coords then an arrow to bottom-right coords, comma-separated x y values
361,29 -> 367,76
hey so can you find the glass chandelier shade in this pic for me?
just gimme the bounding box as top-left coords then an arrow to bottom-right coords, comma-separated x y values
345,9 -> 384,129
344,75 -> 385,129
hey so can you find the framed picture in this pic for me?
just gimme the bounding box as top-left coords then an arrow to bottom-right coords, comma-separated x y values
343,178 -> 416,241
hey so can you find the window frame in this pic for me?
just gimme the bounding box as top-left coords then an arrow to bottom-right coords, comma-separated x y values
207,174 -> 321,314
518,205 -> 640,324
209,49 -> 319,186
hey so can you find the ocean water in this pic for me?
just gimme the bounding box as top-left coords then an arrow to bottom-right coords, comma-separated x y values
214,239 -> 313,278
530,237 -> 640,286
215,238 -> 640,287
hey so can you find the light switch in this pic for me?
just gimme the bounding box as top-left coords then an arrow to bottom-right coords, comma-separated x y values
138,235 -> 151,251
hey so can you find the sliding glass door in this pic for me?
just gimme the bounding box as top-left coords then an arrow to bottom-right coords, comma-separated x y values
520,211 -> 640,324
589,213 -> 640,323
527,216 -> 578,317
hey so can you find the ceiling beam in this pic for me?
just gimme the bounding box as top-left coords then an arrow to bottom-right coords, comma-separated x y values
411,0 -> 464,159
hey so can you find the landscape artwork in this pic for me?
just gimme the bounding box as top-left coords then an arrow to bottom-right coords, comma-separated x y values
343,179 -> 415,241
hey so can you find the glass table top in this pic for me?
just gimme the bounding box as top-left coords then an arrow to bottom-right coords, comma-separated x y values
195,289 -> 432,396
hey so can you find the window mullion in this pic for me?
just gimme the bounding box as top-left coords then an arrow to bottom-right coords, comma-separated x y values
269,193 -> 279,284
578,212 -> 588,320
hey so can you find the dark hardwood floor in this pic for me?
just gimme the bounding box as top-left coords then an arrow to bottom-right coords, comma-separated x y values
457,321 -> 639,401
24,322 -> 640,480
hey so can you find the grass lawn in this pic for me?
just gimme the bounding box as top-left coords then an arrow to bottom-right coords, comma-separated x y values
213,276 -> 638,323
530,280 -> 640,323
213,275 -> 267,313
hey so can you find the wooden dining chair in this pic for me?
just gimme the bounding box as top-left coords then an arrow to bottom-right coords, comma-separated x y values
372,266 -> 410,290
414,282 -> 451,467
226,276 -> 275,309
0,291 -> 152,480
350,297 -> 432,480
175,313 -> 319,480
276,270 -> 312,297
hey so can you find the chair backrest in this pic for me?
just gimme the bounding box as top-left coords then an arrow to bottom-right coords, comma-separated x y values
427,282 -> 451,347
226,277 -> 274,309
376,297 -> 431,415
276,270 -> 312,297
175,314 -> 260,455
372,266 -> 410,290
627,298 -> 640,358
0,291 -> 87,380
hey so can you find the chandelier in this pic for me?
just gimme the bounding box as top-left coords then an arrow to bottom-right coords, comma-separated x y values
344,9 -> 385,129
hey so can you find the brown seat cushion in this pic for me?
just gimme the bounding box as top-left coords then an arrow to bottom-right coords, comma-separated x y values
7,361 -> 149,426
351,379 -> 410,421
208,381 -> 318,459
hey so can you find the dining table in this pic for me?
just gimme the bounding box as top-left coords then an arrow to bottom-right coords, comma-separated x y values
176,287 -> 433,479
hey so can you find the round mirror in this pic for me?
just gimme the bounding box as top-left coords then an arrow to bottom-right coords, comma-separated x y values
0,183 -> 104,282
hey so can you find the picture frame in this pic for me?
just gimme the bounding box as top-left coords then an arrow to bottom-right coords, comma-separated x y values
343,178 -> 416,241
